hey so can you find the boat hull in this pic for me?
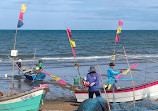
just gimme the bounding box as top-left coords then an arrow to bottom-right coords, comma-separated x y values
0,87 -> 48,111
24,72 -> 46,80
75,80 -> 158,102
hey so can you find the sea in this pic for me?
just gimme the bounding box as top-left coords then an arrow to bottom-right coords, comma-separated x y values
0,30 -> 158,110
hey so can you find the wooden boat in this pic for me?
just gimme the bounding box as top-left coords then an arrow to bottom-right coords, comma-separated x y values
74,80 -> 158,102
0,84 -> 49,111
21,66 -> 46,80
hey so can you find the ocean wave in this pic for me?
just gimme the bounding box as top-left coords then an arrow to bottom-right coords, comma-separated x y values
41,54 -> 158,61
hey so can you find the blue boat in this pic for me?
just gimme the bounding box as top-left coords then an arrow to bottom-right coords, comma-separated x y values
24,72 -> 46,80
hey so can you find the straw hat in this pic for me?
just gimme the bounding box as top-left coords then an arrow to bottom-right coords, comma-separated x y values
88,66 -> 96,72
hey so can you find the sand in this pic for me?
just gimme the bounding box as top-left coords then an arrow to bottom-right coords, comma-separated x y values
39,98 -> 80,111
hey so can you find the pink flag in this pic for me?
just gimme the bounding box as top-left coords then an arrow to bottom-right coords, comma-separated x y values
118,20 -> 123,26
19,12 -> 24,20
72,48 -> 76,58
58,80 -> 66,85
131,63 -> 138,69
67,29 -> 72,38
115,74 -> 122,79
115,35 -> 119,42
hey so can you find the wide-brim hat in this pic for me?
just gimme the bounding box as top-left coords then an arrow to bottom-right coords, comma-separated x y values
88,66 -> 96,72
109,62 -> 115,66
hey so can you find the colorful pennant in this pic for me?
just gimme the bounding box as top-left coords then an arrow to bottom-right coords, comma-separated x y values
72,48 -> 76,58
17,20 -> 24,28
19,12 -> 24,20
21,3 -> 27,12
117,27 -> 121,34
70,40 -> 76,47
67,29 -> 72,38
17,3 -> 27,28
118,20 -> 123,26
115,35 -> 119,42
131,63 -> 138,69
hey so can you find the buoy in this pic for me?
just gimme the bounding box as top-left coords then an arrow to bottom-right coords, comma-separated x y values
74,76 -> 79,86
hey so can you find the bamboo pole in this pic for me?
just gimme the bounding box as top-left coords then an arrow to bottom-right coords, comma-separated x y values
97,64 -> 111,111
66,29 -> 83,88
123,46 -> 135,108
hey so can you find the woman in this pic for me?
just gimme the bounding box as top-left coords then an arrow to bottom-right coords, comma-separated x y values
86,66 -> 100,98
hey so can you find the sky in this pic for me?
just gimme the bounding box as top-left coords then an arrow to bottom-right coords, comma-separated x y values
0,0 -> 158,30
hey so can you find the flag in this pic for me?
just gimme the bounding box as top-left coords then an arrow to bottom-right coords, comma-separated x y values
122,68 -> 130,75
17,20 -> 24,28
70,40 -> 76,47
118,20 -> 123,26
115,74 -> 122,79
21,3 -> 27,12
117,27 -> 121,34
115,35 -> 119,42
67,29 -> 72,38
19,12 -> 24,20
72,48 -> 76,58
108,84 -> 112,90
131,63 -> 138,69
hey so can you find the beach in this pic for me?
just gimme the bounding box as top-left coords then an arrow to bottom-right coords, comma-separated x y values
0,30 -> 158,110
40,98 -> 79,111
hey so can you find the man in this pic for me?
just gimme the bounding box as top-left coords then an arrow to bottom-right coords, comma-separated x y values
16,59 -> 22,76
86,66 -> 100,98
107,62 -> 122,90
37,59 -> 43,71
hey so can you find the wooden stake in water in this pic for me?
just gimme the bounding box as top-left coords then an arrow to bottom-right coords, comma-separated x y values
97,64 -> 111,111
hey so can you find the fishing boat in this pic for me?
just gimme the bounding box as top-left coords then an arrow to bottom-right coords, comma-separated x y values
20,66 -> 46,81
0,84 -> 49,111
74,80 -> 158,102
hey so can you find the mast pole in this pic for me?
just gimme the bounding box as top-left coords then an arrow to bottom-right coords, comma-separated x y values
66,29 -> 83,88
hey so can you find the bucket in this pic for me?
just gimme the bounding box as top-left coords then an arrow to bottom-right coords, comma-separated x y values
74,76 -> 79,86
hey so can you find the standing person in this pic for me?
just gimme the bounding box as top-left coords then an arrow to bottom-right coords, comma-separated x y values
16,59 -> 22,76
37,59 -> 43,71
107,62 -> 122,90
86,66 -> 100,98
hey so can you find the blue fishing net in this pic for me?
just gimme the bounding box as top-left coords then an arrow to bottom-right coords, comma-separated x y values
77,96 -> 158,111
112,99 -> 158,111
77,96 -> 108,111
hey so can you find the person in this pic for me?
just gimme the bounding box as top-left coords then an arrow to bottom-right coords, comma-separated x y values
107,62 -> 122,90
37,59 -> 43,71
16,59 -> 22,75
86,66 -> 100,98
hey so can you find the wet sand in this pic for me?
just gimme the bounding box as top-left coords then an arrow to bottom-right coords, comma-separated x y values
40,98 -> 79,111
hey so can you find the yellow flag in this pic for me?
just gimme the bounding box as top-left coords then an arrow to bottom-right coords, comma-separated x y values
122,68 -> 131,75
70,40 -> 76,47
21,3 -> 27,12
117,27 -> 121,34
50,75 -> 60,81
108,84 -> 112,90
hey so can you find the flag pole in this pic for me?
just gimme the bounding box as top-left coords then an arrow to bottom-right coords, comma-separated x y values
66,29 -> 83,88
97,64 -> 111,111
123,46 -> 135,108
112,22 -> 119,62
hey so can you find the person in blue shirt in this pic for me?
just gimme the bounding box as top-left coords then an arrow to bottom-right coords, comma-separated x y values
86,66 -> 100,98
107,62 -> 122,90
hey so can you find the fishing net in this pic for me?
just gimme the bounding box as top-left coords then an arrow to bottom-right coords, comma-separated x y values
112,99 -> 158,111
77,96 -> 108,111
